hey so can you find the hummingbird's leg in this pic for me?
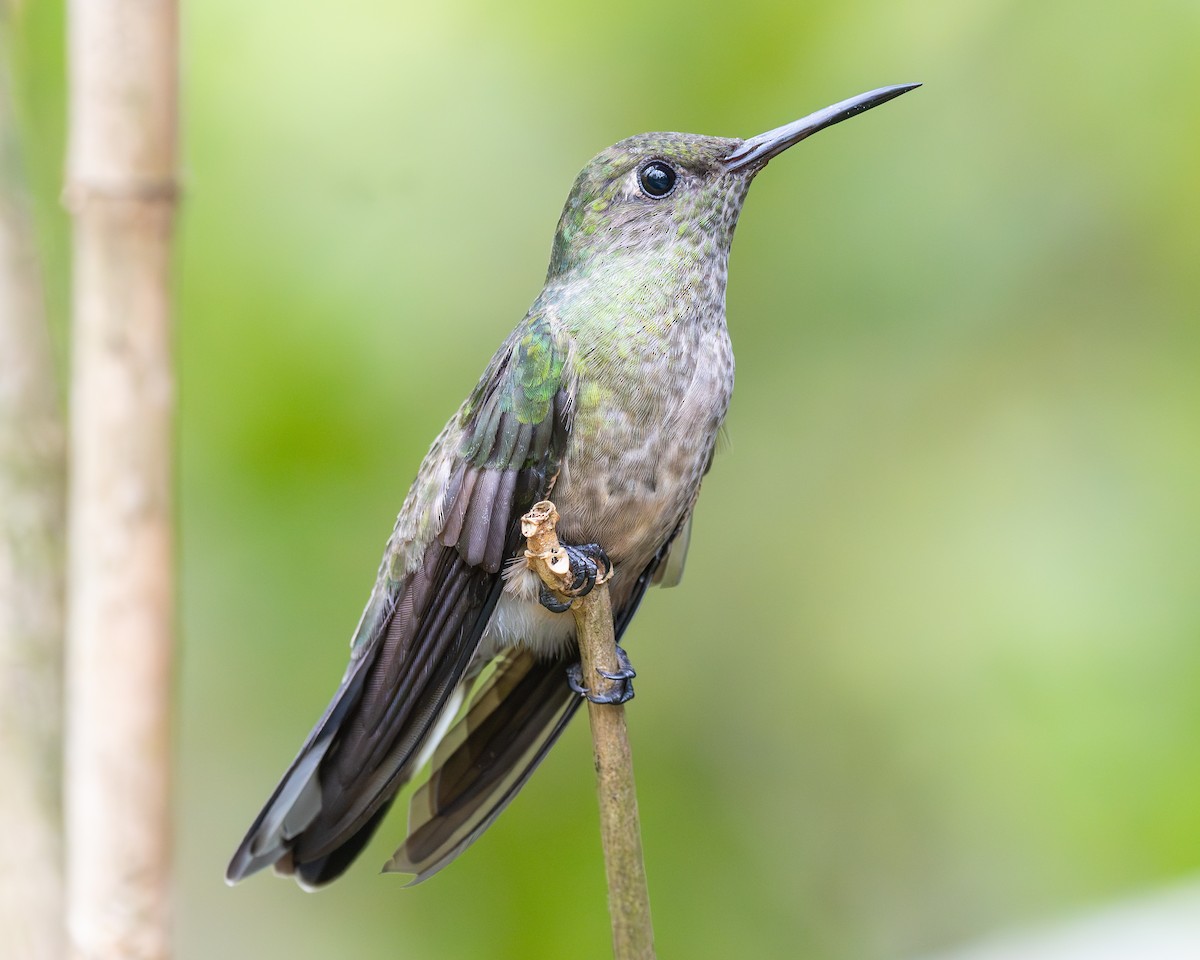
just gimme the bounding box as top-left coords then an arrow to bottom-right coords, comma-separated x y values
567,645 -> 636,704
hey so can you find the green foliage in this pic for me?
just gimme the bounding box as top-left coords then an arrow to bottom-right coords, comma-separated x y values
12,0 -> 1200,957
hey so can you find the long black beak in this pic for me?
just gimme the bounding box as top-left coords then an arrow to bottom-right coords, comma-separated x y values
723,83 -> 921,171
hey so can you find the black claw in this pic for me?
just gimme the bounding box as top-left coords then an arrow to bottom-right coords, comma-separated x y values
560,543 -> 612,598
566,661 -> 587,696
598,644 -> 636,682
591,546 -> 614,581
538,583 -> 572,614
564,644 -> 637,705
567,550 -> 597,595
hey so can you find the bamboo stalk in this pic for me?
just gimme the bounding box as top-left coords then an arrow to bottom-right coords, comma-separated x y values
0,13 -> 67,955
64,0 -> 178,956
522,501 -> 656,960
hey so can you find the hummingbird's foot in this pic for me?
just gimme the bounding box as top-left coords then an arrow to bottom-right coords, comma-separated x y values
561,542 -> 613,597
566,644 -> 636,704
538,582 -> 573,614
534,542 -> 612,613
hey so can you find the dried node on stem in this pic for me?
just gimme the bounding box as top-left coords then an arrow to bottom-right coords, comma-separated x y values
521,500 -> 568,584
521,499 -> 612,610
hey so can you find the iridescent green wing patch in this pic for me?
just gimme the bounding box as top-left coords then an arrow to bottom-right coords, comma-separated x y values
441,312 -> 570,572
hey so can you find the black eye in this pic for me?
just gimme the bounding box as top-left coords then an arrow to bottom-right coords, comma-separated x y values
637,160 -> 677,198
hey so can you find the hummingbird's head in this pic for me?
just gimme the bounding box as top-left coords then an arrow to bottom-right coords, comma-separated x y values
547,133 -> 745,279
546,83 -> 920,280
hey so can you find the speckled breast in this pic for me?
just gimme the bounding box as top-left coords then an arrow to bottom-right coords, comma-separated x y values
553,313 -> 734,603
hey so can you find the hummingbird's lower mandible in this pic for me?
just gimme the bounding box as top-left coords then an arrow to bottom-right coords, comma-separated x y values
227,82 -> 920,888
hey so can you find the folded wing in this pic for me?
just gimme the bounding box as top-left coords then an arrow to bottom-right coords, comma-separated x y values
227,312 -> 571,888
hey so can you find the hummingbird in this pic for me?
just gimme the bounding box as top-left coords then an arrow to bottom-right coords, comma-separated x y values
227,82 -> 920,889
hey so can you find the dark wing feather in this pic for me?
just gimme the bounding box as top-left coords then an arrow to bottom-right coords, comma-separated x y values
227,313 -> 570,887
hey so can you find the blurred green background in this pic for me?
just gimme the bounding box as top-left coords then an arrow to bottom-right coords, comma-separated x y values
9,0 -> 1200,957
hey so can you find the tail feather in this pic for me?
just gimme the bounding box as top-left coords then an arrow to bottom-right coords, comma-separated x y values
385,649 -> 581,882
291,795 -> 397,888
